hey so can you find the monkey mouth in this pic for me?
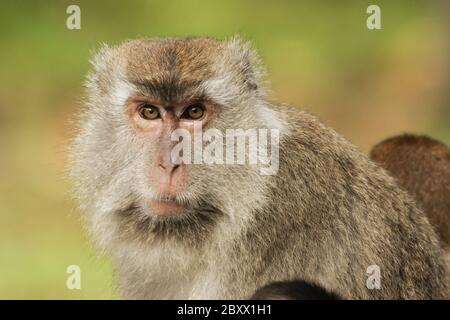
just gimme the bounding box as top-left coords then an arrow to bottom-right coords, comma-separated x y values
152,194 -> 179,202
145,194 -> 188,217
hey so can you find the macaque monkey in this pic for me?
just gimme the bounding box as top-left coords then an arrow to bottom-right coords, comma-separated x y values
70,36 -> 448,299
370,134 -> 450,248
251,280 -> 340,300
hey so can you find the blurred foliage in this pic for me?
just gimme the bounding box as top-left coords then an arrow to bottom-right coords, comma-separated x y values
0,0 -> 449,299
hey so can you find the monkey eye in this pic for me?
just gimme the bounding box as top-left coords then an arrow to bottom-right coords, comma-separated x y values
181,103 -> 205,120
138,104 -> 160,120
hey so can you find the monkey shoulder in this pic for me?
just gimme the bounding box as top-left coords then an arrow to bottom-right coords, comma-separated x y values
257,108 -> 447,298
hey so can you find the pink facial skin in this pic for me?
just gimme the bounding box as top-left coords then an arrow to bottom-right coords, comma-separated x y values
125,96 -> 217,216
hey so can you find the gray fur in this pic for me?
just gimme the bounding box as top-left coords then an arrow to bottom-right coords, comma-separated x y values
70,36 -> 448,299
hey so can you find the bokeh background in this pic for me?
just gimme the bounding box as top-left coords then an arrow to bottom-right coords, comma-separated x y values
0,0 -> 449,299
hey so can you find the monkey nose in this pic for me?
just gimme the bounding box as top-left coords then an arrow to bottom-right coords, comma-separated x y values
151,160 -> 186,194
158,162 -> 181,174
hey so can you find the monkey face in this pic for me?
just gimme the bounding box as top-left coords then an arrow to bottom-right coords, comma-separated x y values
71,37 -> 278,247
124,96 -> 219,217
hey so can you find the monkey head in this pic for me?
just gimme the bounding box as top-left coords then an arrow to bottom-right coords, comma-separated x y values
70,37 -> 284,250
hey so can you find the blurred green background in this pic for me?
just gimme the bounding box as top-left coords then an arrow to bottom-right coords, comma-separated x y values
0,0 -> 449,299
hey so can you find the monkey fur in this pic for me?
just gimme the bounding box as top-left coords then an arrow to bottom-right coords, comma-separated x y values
70,37 -> 448,299
370,134 -> 450,248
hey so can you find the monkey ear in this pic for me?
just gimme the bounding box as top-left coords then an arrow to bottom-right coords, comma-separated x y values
223,35 -> 267,96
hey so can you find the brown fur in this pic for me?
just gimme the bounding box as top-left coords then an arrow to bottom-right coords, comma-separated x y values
370,134 -> 450,248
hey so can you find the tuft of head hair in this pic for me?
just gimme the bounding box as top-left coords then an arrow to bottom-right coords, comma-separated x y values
84,36 -> 267,107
